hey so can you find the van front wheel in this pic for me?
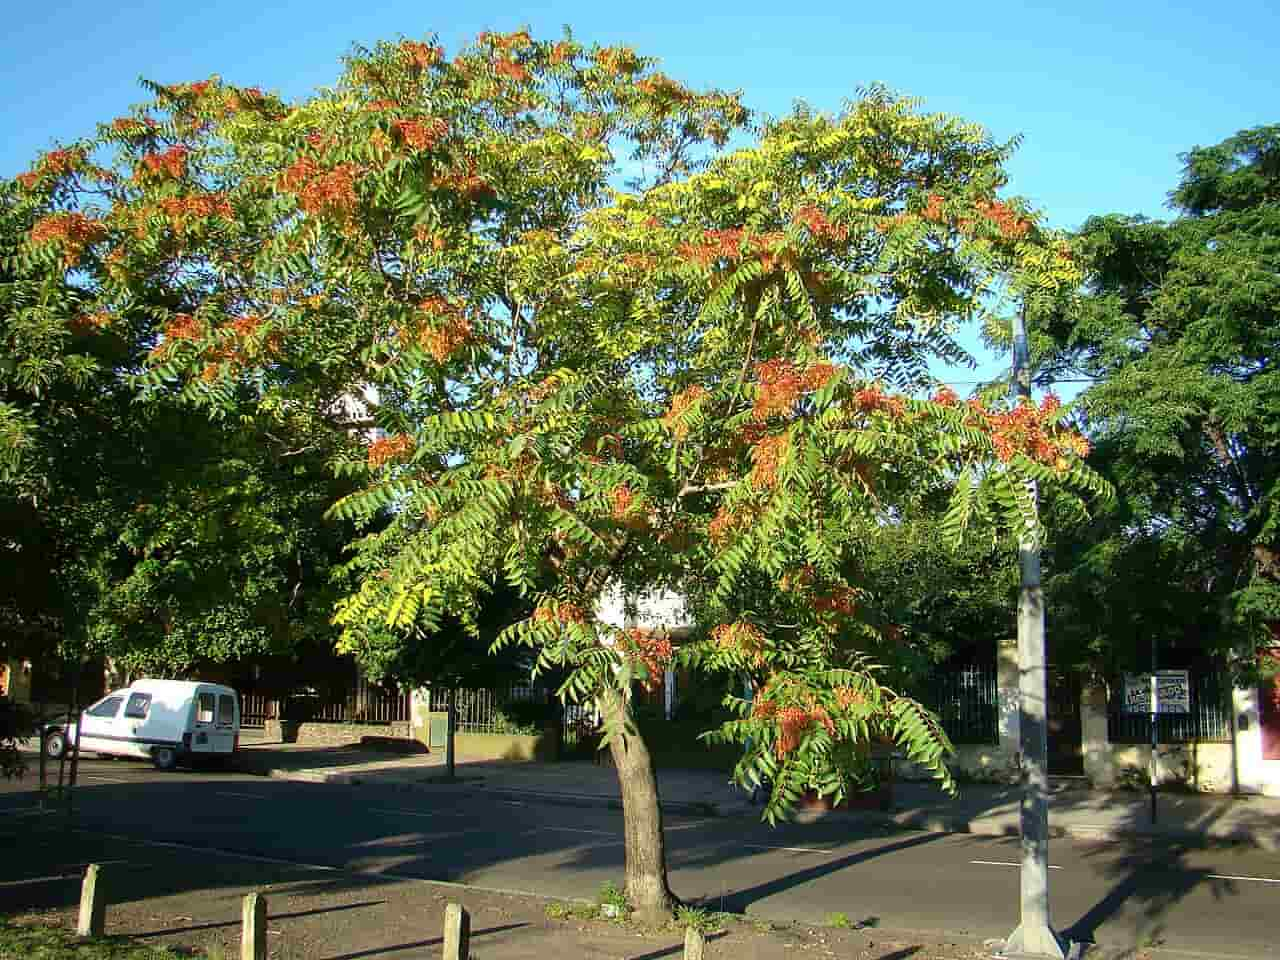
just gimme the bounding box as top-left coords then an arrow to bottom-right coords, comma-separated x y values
152,746 -> 178,771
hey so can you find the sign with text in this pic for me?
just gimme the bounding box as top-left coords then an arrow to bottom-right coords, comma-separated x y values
1122,670 -> 1191,714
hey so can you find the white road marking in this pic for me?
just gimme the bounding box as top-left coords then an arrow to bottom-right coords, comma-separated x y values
77,831 -> 340,872
501,800 -> 525,806
743,843 -> 839,855
0,874 -> 80,887
971,860 -> 1062,870
540,827 -> 617,837
214,791 -> 266,801
370,808 -> 470,819
664,820 -> 715,831
1206,874 -> 1280,884
80,775 -> 131,784
68,829 -> 593,906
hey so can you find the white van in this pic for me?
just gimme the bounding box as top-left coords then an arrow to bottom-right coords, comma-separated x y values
45,679 -> 240,770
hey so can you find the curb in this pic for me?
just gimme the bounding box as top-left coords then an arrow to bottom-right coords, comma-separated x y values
808,810 -> 1280,851
247,765 -> 749,817
243,765 -> 1278,850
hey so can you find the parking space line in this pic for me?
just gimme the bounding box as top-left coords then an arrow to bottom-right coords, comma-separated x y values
971,860 -> 1063,870
0,874 -> 80,887
664,820 -> 715,831
370,808 -> 470,820
1206,874 -> 1280,884
214,791 -> 266,800
540,827 -> 617,837
743,843 -> 839,855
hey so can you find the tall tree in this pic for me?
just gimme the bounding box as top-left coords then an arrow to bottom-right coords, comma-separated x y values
1038,125 -> 1280,676
6,32 -> 1102,918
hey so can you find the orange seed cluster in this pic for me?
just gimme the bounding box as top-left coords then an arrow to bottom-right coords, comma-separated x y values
711,622 -> 766,664
29,212 -> 108,266
662,385 -> 708,439
749,433 -> 790,489
367,433 -> 415,469
136,145 -> 190,181
391,117 -> 448,152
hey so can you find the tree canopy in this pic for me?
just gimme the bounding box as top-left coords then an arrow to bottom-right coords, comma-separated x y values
5,30 -> 1105,913
1038,125 -> 1280,677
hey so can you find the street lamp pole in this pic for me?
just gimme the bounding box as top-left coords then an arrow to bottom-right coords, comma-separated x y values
1002,305 -> 1068,959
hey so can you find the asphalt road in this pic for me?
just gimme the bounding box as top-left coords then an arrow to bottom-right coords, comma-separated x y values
3,757 -> 1279,956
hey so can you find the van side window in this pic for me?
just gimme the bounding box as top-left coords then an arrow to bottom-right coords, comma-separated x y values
197,693 -> 216,724
217,694 -> 235,727
123,693 -> 152,720
86,696 -> 123,718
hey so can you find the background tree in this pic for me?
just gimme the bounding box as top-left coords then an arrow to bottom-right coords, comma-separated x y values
6,32 -> 1102,918
1036,125 -> 1280,679
1,178 -> 358,689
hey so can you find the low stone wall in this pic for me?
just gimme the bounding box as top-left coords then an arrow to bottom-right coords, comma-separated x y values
276,720 -> 412,747
896,742 -> 1019,784
1087,741 -> 1235,792
456,730 -> 557,762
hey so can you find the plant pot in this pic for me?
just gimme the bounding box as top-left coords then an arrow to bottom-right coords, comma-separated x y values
799,783 -> 892,812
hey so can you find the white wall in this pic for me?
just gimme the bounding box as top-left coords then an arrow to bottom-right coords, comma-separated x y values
595,584 -> 692,633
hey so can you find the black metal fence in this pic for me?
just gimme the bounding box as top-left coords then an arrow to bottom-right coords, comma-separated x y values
920,662 -> 999,745
424,684 -> 545,733
1107,670 -> 1232,743
240,692 -> 279,729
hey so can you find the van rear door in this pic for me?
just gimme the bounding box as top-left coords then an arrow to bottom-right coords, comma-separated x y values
211,691 -> 238,754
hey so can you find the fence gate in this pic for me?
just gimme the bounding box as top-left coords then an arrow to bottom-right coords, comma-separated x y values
1046,668 -> 1083,776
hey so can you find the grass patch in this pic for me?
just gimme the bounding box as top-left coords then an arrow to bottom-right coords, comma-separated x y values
824,911 -> 852,929
0,920 -> 204,958
674,905 -> 730,934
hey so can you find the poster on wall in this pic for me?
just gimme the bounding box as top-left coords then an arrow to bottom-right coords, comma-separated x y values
1122,670 -> 1191,714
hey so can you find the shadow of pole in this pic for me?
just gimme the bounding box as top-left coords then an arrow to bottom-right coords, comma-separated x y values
321,921 -> 529,960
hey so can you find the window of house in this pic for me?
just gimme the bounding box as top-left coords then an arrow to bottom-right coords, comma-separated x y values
196,693 -> 216,724
86,696 -> 123,719
123,693 -> 152,720
217,694 -> 235,727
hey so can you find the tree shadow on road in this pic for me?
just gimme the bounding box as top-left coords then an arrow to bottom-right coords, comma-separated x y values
1059,837 -> 1244,954
320,922 -> 529,960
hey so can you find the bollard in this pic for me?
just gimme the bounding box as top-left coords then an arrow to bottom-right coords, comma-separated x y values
241,892 -> 267,960
76,864 -> 105,937
683,925 -> 706,960
442,902 -> 471,960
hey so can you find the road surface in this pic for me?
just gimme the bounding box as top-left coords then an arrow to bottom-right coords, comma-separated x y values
3,757 -> 1278,956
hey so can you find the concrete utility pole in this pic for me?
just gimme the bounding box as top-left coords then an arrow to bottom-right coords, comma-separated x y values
1002,306 -> 1068,959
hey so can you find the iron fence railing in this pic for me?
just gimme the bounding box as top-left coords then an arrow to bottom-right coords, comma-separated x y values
239,693 -> 279,729
424,683 -> 545,733
919,662 -> 999,745
301,678 -> 410,725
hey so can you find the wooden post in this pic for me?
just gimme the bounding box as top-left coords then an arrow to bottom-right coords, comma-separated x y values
442,902 -> 470,960
241,892 -> 267,960
76,863 -> 105,937
683,925 -> 706,960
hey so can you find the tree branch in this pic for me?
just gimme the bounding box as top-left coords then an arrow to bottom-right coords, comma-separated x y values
677,480 -> 737,498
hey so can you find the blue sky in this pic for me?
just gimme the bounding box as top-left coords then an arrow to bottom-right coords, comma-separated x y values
4,0 -> 1276,386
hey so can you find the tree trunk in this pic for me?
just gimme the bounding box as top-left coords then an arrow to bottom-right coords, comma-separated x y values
598,686 -> 677,924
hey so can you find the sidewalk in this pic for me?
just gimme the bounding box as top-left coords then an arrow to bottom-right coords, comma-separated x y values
236,741 -> 1280,850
